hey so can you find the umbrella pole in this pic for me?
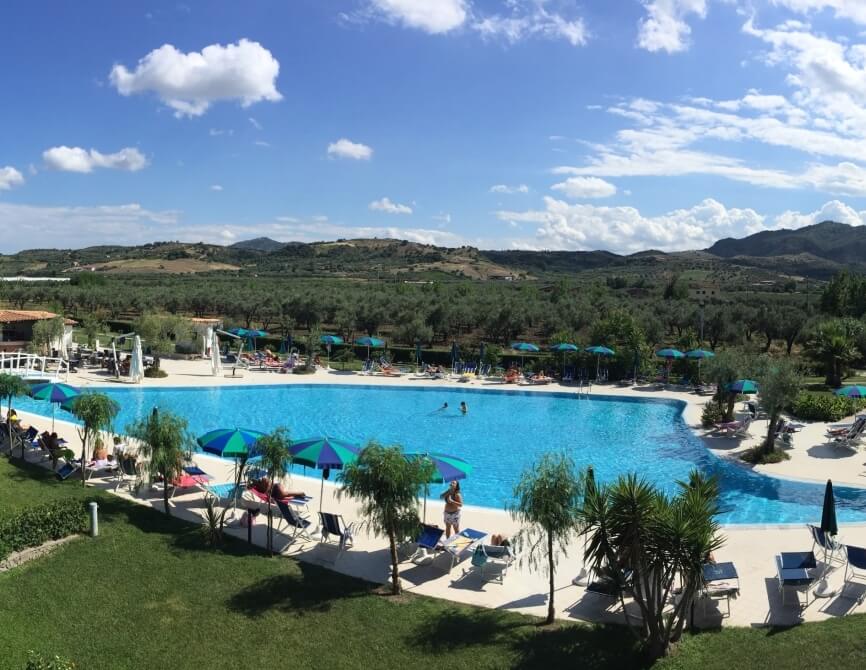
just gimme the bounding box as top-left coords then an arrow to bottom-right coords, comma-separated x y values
52,403 -> 56,433
319,475 -> 325,513
423,484 -> 428,523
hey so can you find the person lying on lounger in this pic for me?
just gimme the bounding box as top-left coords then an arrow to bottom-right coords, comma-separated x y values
252,477 -> 307,500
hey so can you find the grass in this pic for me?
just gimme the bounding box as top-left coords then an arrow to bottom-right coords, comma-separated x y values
2,457 -> 866,669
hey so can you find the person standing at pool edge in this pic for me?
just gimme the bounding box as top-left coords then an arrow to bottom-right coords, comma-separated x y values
441,480 -> 463,536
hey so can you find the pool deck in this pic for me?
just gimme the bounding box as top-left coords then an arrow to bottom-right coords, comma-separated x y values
10,357 -> 866,628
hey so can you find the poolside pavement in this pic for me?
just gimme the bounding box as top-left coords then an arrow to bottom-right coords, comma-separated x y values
8,357 -> 866,628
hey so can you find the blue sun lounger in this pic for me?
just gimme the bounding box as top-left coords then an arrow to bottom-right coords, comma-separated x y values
441,528 -> 487,572
776,551 -> 818,608
408,524 -> 444,563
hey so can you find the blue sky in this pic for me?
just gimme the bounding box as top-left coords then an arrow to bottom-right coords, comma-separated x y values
3,0 -> 866,253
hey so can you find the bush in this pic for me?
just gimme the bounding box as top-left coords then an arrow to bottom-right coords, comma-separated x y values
25,652 -> 76,669
789,392 -> 864,422
741,448 -> 790,465
144,367 -> 168,378
701,402 -> 724,428
0,499 -> 88,558
173,340 -> 199,355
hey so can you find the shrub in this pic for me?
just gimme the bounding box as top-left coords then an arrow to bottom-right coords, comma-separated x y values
701,402 -> 723,428
144,367 -> 168,378
25,652 -> 76,669
741,448 -> 790,465
0,499 -> 88,557
173,340 -> 199,355
789,392 -> 864,422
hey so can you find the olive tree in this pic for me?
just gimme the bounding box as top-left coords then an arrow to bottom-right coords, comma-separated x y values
70,393 -> 120,485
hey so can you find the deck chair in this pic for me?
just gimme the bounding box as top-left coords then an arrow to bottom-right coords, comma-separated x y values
408,524 -> 445,564
441,528 -> 487,572
56,461 -> 80,481
319,512 -> 355,553
469,543 -> 515,583
275,499 -> 315,541
561,366 -> 574,383
833,419 -> 866,450
808,524 -> 844,568
775,551 -> 818,608
841,545 -> 866,605
115,457 -> 140,492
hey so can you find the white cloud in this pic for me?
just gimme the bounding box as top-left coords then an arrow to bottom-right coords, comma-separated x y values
432,212 -> 452,224
772,200 -> 866,229
210,184 -> 223,191
0,166 -> 24,190
551,176 -> 617,199
490,183 -> 529,194
254,140 -> 271,147
0,202 -> 180,252
474,3 -> 587,46
497,197 -> 767,253
369,197 -> 413,214
42,146 -> 148,173
327,138 -> 373,160
248,117 -> 262,130
276,216 -> 300,223
637,0 -> 707,53
367,0 -> 467,34
109,39 -> 282,117
209,128 -> 233,136
771,0 -> 866,24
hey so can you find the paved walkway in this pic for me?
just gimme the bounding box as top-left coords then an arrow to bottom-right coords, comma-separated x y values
8,357 -> 866,627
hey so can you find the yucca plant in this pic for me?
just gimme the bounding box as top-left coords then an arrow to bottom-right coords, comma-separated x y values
580,470 -> 723,660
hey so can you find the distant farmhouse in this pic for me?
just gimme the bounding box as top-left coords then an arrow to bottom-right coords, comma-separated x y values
0,310 -> 76,353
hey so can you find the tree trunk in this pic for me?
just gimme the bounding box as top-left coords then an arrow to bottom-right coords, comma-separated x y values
764,413 -> 780,454
267,496 -> 274,556
163,471 -> 171,516
388,527 -> 401,595
6,398 -> 12,456
546,531 -> 555,625
80,429 -> 89,486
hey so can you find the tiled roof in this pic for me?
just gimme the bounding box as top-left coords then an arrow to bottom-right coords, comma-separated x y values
0,309 -> 73,324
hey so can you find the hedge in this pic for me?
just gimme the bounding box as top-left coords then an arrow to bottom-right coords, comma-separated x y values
789,392 -> 865,422
0,499 -> 88,561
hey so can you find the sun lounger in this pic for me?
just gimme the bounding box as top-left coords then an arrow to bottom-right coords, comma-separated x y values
827,415 -> 866,438
841,545 -> 866,605
775,551 -> 818,608
199,481 -> 244,511
319,512 -> 355,553
714,416 -> 752,438
808,524 -> 844,567
831,419 -> 866,450
56,461 -> 80,481
86,458 -> 119,481
245,486 -> 313,509
408,524 -> 445,564
701,562 -> 739,617
469,543 -> 515,583
441,528 -> 487,572
275,499 -> 315,542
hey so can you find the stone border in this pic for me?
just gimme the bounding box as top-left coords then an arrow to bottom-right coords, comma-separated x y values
0,535 -> 80,572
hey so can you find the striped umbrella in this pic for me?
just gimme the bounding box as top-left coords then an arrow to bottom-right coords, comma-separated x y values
290,436 -> 361,511
405,451 -> 472,521
29,382 -> 81,431
835,385 -> 866,399
726,379 -> 758,394
355,336 -> 385,362
686,349 -> 715,384
197,428 -> 267,458
511,341 -> 539,369
320,335 -> 343,368
585,345 -> 615,380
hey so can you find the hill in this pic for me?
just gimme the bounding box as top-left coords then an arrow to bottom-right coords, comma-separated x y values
230,237 -> 285,252
3,221 -> 866,281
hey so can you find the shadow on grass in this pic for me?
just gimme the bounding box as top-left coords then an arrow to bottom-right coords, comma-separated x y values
226,562 -> 371,618
407,607 -> 648,669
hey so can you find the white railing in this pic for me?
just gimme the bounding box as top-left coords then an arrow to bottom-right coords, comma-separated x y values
0,352 -> 69,381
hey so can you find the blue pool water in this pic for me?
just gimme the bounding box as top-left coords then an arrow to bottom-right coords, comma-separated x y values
16,384 -> 866,524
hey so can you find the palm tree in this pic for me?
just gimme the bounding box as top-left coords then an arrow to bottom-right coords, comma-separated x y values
580,470 -> 723,660
254,428 -> 292,555
805,318 -> 862,388
126,408 -> 194,515
0,373 -> 29,455
510,452 -> 583,625
338,441 -> 432,595
70,393 -> 119,485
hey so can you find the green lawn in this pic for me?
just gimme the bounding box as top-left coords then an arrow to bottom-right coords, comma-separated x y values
2,458 -> 866,669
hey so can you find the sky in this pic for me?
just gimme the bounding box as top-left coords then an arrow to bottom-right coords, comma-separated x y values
4,0 -> 866,254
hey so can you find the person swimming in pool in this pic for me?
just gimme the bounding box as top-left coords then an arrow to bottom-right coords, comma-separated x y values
460,401 -> 467,414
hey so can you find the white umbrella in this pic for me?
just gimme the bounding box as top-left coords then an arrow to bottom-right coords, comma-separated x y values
129,335 -> 144,384
211,331 -> 222,376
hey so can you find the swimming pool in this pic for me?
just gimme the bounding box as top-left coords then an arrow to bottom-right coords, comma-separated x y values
17,383 -> 866,524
